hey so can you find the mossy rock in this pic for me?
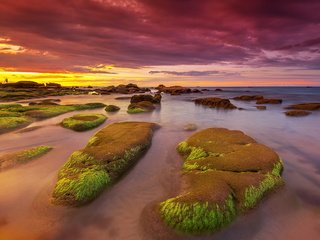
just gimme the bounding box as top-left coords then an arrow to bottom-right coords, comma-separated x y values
127,101 -> 155,114
25,102 -> 106,119
159,128 -> 284,234
52,122 -> 159,206
105,105 -> 120,112
61,113 -> 107,131
0,116 -> 32,134
0,102 -> 106,134
0,145 -> 52,170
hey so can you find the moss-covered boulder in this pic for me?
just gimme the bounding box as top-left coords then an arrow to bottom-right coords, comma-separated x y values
0,145 -> 52,170
105,105 -> 120,112
127,101 -> 155,114
159,128 -> 283,234
52,122 -> 158,206
61,114 -> 107,131
194,97 -> 237,109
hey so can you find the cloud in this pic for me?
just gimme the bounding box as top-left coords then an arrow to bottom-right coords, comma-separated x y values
149,70 -> 237,76
0,0 -> 319,72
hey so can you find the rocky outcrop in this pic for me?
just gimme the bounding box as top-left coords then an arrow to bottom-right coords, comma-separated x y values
194,97 -> 237,109
130,94 -> 162,104
156,85 -> 193,95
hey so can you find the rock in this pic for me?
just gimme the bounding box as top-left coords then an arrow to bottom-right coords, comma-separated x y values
130,94 -> 161,104
88,91 -> 99,95
61,113 -> 107,131
156,85 -> 192,95
285,102 -> 320,111
192,89 -> 202,93
234,95 -> 264,101
183,123 -> 197,131
114,96 -> 131,100
128,101 -> 155,113
46,83 -> 61,88
157,128 -> 283,234
285,110 -> 311,117
52,122 -> 158,206
0,145 -> 52,171
256,99 -> 282,104
202,88 -> 210,91
105,105 -> 120,112
215,88 -> 223,91
256,106 -> 267,110
194,97 -> 237,109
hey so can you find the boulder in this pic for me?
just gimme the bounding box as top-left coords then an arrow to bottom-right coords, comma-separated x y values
194,97 -> 237,109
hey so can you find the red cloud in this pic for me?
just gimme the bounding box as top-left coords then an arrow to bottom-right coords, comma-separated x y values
0,0 -> 319,72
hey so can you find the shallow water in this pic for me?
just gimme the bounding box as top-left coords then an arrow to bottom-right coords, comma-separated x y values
0,87 -> 320,240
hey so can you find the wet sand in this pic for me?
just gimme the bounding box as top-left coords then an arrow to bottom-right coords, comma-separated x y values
0,89 -> 320,240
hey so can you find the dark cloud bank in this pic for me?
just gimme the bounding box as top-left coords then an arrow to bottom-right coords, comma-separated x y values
0,0 -> 319,72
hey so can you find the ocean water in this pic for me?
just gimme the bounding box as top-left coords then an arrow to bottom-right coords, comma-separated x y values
0,87 -> 319,240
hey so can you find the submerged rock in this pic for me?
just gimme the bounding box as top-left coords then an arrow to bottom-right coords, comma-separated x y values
194,97 -> 237,109
183,123 -> 198,131
256,106 -> 267,110
256,99 -> 282,104
158,128 -> 283,235
285,102 -> 320,111
285,110 -> 311,117
52,122 -> 158,206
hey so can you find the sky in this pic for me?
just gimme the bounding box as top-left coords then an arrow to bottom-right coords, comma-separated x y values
0,0 -> 320,87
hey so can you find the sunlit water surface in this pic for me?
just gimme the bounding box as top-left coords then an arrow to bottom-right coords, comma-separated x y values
0,87 -> 320,240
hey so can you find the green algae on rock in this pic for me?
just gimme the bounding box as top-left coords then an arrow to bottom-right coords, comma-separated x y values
52,122 -> 159,206
0,145 -> 52,170
0,116 -> 32,134
61,113 -> 107,131
159,128 -> 283,235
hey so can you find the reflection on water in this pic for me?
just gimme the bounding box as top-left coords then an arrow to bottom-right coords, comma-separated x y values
0,87 -> 320,240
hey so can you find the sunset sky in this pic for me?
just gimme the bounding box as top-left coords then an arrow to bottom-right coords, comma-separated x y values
0,0 -> 319,86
